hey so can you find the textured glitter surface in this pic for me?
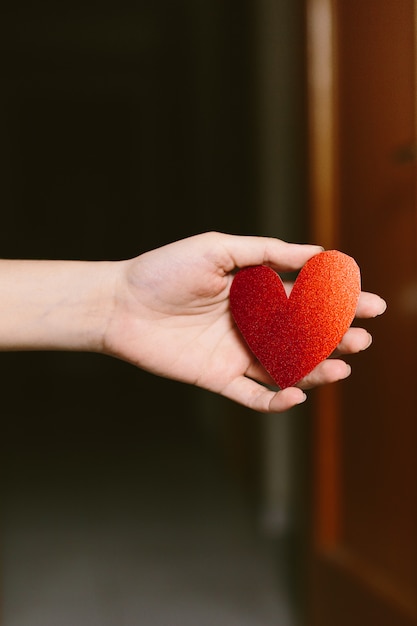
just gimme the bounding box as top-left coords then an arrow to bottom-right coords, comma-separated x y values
229,250 -> 361,389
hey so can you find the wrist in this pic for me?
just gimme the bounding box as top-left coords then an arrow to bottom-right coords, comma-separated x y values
61,260 -> 120,354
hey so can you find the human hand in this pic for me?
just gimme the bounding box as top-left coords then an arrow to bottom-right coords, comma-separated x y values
103,232 -> 386,413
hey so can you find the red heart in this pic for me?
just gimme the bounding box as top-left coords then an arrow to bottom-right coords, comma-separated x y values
229,250 -> 361,389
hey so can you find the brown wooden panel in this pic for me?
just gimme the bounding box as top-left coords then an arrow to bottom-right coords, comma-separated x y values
307,0 -> 417,623
338,0 -> 417,597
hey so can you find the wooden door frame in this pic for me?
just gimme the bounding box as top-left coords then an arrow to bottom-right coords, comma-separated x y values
306,0 -> 342,554
307,0 -> 339,250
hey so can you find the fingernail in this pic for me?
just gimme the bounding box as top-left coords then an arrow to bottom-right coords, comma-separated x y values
343,363 -> 352,379
376,298 -> 387,316
297,392 -> 308,404
362,333 -> 373,350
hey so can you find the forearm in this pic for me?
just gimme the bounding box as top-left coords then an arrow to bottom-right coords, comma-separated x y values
0,259 -> 117,352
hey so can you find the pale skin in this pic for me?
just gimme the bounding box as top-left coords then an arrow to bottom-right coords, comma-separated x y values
0,232 -> 386,413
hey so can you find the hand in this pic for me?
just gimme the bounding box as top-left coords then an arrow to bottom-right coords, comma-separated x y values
103,232 -> 386,413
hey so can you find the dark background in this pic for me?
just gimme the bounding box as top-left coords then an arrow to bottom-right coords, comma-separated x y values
0,1 -> 257,261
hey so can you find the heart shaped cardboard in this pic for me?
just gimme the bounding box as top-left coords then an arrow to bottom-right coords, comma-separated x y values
229,250 -> 361,389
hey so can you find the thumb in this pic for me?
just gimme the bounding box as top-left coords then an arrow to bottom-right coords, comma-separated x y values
216,232 -> 324,273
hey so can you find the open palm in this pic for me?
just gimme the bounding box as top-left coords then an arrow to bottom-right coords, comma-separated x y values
103,232 -> 386,413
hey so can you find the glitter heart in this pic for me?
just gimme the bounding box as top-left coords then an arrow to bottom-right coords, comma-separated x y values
229,250 -> 361,389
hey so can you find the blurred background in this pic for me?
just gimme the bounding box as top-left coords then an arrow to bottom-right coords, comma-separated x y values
0,2 -> 308,626
1,1 -> 416,626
